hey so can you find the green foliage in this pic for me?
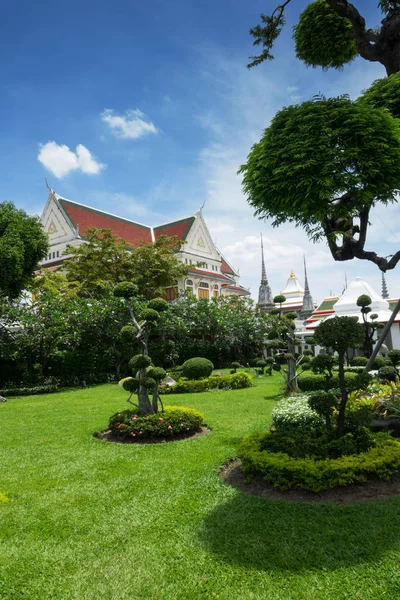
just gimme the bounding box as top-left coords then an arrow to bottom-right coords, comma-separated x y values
373,355 -> 387,370
129,354 -> 152,371
360,73 -> 400,119
357,295 -> 372,308
147,297 -> 169,312
0,384 -> 59,397
314,317 -> 365,355
388,349 -> 400,366
379,366 -> 398,382
141,376 -> 157,390
238,432 -> 400,492
122,378 -> 139,393
167,371 -> 253,394
285,312 -> 298,320
108,406 -> 204,440
141,308 -> 160,323
273,295 -> 286,304
120,325 -> 137,344
308,390 -> 339,419
299,371 -> 360,392
294,0 -> 357,70
182,357 -> 214,380
147,367 -> 167,381
113,281 -> 138,299
240,96 -> 400,244
351,356 -> 369,367
0,201 -> 48,299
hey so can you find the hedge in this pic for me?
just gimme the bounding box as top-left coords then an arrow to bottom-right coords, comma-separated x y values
161,371 -> 252,394
238,432 -> 400,492
0,384 -> 59,397
298,371 -> 361,392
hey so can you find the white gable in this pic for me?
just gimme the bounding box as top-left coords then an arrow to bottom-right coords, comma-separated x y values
41,191 -> 77,245
184,211 -> 221,261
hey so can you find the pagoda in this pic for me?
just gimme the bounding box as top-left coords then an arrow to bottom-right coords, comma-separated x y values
257,234 -> 275,311
299,256 -> 314,320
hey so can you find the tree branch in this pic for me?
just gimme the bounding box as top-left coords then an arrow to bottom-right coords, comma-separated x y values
326,0 -> 380,63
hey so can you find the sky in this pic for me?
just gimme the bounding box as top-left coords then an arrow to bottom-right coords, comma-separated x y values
1,0 -> 398,303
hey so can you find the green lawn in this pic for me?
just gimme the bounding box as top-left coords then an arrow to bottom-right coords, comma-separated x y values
1,376 -> 400,599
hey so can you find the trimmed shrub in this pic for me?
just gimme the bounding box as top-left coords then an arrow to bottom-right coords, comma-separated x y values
351,356 -> 369,367
165,371 -> 253,394
140,308 -> 160,323
108,406 -> 204,440
238,432 -> 400,492
372,355 -> 386,370
298,371 -> 361,392
122,378 -> 139,393
182,357 -> 214,380
389,349 -> 400,367
147,367 -> 167,381
379,366 -> 398,383
147,297 -> 168,312
0,384 -> 59,397
129,354 -> 152,371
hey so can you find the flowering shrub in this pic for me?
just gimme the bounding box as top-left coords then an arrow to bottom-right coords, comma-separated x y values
272,394 -> 323,430
108,405 -> 204,440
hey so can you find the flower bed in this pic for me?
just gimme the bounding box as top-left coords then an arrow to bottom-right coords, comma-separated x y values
108,405 -> 205,440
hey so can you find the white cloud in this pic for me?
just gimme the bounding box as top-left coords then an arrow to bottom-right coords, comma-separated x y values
37,141 -> 105,178
101,109 -> 158,140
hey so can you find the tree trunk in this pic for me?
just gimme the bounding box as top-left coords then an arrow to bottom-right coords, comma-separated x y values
137,366 -> 153,414
336,352 -> 348,438
286,330 -> 298,393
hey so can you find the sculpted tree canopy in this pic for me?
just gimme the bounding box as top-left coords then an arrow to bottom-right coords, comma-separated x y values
239,95 -> 400,271
0,202 -> 48,299
248,1 -> 400,75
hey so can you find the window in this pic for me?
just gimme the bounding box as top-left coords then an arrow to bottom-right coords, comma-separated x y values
214,284 -> 219,290
185,258 -> 188,264
53,252 -> 55,259
190,260 -> 192,265
186,279 -> 193,286
199,282 -> 209,288
56,251 -> 59,258
48,253 -> 51,260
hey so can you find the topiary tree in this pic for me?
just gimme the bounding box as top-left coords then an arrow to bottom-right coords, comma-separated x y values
248,1 -> 400,77
256,359 -> 267,375
266,298 -> 301,392
314,316 -> 365,437
181,357 -> 214,380
114,282 -> 168,415
265,356 -> 275,376
357,294 -> 384,358
231,361 -> 241,373
310,353 -> 336,391
308,390 -> 339,432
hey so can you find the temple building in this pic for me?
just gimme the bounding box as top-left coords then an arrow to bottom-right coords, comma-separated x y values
39,186 -> 250,301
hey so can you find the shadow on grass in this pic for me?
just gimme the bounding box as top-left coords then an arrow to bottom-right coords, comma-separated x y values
200,492 -> 400,572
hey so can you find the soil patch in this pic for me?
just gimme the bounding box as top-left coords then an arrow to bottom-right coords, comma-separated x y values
94,425 -> 211,445
221,459 -> 400,505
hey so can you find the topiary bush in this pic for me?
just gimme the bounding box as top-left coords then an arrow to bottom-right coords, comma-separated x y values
379,366 -> 398,383
389,349 -> 400,367
238,432 -> 400,492
351,356 -> 369,367
166,371 -> 253,394
129,354 -> 152,371
108,405 -> 205,440
182,357 -> 214,380
372,355 -> 386,370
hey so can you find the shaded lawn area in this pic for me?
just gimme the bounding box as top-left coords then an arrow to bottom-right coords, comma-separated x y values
1,375 -> 400,599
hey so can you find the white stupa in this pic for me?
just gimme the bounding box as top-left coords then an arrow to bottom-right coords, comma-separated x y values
332,277 -> 393,323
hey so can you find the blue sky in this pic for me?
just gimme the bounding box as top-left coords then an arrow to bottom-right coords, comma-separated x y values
1,1 -> 397,302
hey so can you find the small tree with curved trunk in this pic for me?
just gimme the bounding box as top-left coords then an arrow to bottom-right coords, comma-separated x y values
357,294 -> 383,358
314,316 -> 364,437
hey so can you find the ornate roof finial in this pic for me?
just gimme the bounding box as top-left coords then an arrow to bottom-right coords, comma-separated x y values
382,272 -> 390,299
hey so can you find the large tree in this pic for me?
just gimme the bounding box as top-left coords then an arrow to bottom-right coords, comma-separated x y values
61,228 -> 188,299
0,202 -> 48,299
240,94 -> 400,272
248,1 -> 400,76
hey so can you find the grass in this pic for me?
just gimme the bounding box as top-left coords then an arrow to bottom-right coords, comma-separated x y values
1,374 -> 400,599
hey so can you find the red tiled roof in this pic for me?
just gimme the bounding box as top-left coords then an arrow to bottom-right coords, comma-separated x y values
153,217 -> 195,241
188,268 -> 234,283
220,259 -> 235,276
221,284 -> 251,296
58,199 -> 152,247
